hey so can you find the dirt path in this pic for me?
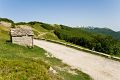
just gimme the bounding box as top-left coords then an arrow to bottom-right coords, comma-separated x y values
34,39 -> 120,80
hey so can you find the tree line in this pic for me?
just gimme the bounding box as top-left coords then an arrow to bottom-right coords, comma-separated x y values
54,25 -> 120,55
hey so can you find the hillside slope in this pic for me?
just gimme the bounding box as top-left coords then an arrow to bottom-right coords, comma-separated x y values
14,21 -> 120,57
0,21 -> 92,80
15,22 -> 59,40
0,25 -> 53,80
54,25 -> 120,57
1,17 -> 120,57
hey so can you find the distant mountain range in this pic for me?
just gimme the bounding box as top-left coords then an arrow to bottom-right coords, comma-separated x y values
80,27 -> 120,40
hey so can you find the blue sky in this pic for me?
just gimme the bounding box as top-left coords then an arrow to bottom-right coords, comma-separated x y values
0,0 -> 120,31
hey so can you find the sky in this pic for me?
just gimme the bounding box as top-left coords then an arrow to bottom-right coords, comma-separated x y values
0,0 -> 120,31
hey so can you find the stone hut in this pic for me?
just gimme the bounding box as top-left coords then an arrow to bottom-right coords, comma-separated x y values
10,27 -> 34,47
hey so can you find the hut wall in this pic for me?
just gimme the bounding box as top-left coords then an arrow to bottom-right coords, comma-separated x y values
12,36 -> 33,46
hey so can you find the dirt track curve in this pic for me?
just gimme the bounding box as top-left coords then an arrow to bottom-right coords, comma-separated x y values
34,39 -> 120,80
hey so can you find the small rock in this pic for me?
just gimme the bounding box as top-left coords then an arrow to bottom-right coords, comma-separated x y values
49,67 -> 57,74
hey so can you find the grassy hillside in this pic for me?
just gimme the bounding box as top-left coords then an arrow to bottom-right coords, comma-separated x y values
15,21 -> 120,57
3,17 -> 119,57
0,25 -> 92,80
54,25 -> 120,57
0,26 -> 52,80
0,18 -> 15,27
15,22 -> 59,40
1,17 -> 120,79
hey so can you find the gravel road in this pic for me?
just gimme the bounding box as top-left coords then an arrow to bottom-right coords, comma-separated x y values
34,39 -> 120,80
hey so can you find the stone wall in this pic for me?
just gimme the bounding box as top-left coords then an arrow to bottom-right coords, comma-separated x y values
12,36 -> 33,46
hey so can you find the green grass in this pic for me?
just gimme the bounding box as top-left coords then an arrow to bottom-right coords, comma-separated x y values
0,59 -> 50,80
0,26 -> 92,80
59,71 -> 92,80
31,23 -> 59,40
0,26 -> 52,80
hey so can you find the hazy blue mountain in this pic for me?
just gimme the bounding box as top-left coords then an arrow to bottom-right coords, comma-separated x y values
81,27 -> 120,40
